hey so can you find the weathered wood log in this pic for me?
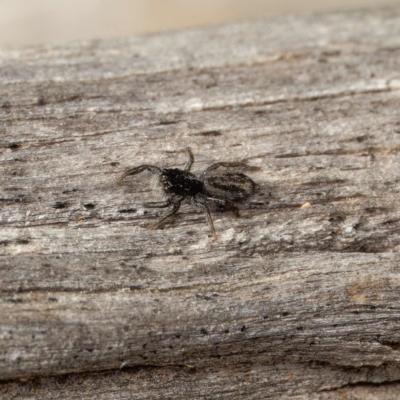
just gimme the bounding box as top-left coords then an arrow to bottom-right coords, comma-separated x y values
1,7 -> 400,399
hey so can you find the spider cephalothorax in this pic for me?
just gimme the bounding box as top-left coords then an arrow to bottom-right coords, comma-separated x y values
117,148 -> 255,240
160,168 -> 204,197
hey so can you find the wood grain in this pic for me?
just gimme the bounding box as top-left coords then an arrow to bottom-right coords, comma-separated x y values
1,7 -> 400,399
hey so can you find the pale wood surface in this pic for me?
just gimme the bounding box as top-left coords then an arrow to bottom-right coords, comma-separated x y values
1,7 -> 400,399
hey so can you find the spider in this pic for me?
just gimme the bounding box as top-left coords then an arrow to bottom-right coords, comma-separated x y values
117,148 -> 255,240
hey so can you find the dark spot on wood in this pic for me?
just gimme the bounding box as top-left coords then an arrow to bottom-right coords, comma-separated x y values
223,329 -> 229,334
196,130 -> 222,137
55,94 -> 81,104
282,312 -> 290,316
48,297 -> 58,302
296,326 -> 304,331
37,97 -> 47,106
118,208 -> 137,213
356,135 -> 368,142
1,101 -> 11,108
329,212 -> 346,222
342,134 -> 369,143
110,162 -> 120,166
16,239 -> 30,245
365,207 -> 389,214
200,328 -> 208,335
52,201 -> 68,209
248,200 -> 267,210
344,238 -> 388,253
0,240 -> 10,246
7,143 -> 21,150
321,49 -> 341,57
301,178 -> 346,188
86,348 -> 94,353
156,120 -> 180,126
107,346 -> 113,350
123,326 -> 129,332
382,218 -> 400,225
175,334 -> 181,339
275,153 -> 303,158
240,325 -> 247,332
62,188 -> 78,194
6,298 -> 23,303
263,316 -> 269,319
142,343 -> 147,349
14,195 -> 27,203
84,203 -> 95,210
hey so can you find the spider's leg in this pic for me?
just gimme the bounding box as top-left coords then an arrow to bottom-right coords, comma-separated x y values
146,199 -> 182,230
143,200 -> 172,208
193,196 -> 218,241
201,162 -> 248,178
117,165 -> 161,184
184,148 -> 194,171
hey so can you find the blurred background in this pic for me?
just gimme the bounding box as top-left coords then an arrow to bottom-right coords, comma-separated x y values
1,0 -> 399,48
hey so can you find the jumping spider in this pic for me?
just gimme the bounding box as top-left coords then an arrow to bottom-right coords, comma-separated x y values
117,148 -> 255,240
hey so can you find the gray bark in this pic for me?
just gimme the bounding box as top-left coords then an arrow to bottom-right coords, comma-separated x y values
1,7 -> 400,399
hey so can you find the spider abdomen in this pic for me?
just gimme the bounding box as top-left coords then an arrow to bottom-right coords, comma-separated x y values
161,168 -> 204,197
204,172 -> 255,201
